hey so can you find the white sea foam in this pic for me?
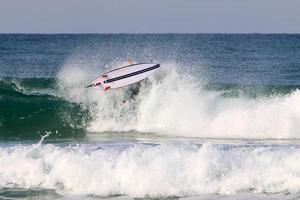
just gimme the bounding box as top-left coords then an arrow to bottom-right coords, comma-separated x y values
1,142 -> 300,197
57,61 -> 300,139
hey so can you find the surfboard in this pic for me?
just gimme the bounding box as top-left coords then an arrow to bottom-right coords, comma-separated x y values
87,63 -> 160,91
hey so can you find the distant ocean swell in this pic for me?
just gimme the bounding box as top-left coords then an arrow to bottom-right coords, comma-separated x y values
1,62 -> 300,139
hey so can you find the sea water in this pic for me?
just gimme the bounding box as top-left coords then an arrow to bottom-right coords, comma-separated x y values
1,34 -> 300,199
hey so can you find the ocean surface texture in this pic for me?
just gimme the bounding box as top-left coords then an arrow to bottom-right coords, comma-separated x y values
1,34 -> 300,200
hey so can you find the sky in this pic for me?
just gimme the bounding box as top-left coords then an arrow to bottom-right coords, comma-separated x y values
0,0 -> 300,33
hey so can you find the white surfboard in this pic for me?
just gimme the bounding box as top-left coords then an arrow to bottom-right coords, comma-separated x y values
87,63 -> 160,91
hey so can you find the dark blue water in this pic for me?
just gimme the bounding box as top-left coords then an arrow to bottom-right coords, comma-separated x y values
1,34 -> 300,84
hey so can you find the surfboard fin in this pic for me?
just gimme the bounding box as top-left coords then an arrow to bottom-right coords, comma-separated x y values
104,86 -> 111,91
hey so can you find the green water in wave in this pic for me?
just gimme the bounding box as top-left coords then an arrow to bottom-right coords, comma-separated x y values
0,78 -> 90,140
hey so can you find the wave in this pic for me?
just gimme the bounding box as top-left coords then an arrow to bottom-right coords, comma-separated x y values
1,142 -> 300,197
58,62 -> 300,139
0,78 -> 90,140
1,62 -> 300,139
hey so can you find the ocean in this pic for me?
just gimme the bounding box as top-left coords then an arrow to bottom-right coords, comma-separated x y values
1,34 -> 300,199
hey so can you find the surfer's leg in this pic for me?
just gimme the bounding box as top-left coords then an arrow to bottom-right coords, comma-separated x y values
129,82 -> 141,99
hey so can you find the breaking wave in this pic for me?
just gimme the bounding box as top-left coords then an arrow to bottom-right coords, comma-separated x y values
58,61 -> 300,139
1,141 -> 300,197
1,62 -> 300,139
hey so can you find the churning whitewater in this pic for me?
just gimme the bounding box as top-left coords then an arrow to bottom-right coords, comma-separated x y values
2,141 -> 300,197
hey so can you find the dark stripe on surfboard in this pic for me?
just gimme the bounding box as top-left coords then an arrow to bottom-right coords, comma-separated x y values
104,64 -> 160,84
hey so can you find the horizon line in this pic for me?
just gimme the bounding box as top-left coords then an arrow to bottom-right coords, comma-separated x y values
0,32 -> 300,35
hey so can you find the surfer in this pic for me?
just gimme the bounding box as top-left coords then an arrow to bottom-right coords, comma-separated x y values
120,81 -> 142,104
127,81 -> 141,99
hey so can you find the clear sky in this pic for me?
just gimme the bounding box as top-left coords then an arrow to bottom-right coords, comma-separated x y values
0,0 -> 299,33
